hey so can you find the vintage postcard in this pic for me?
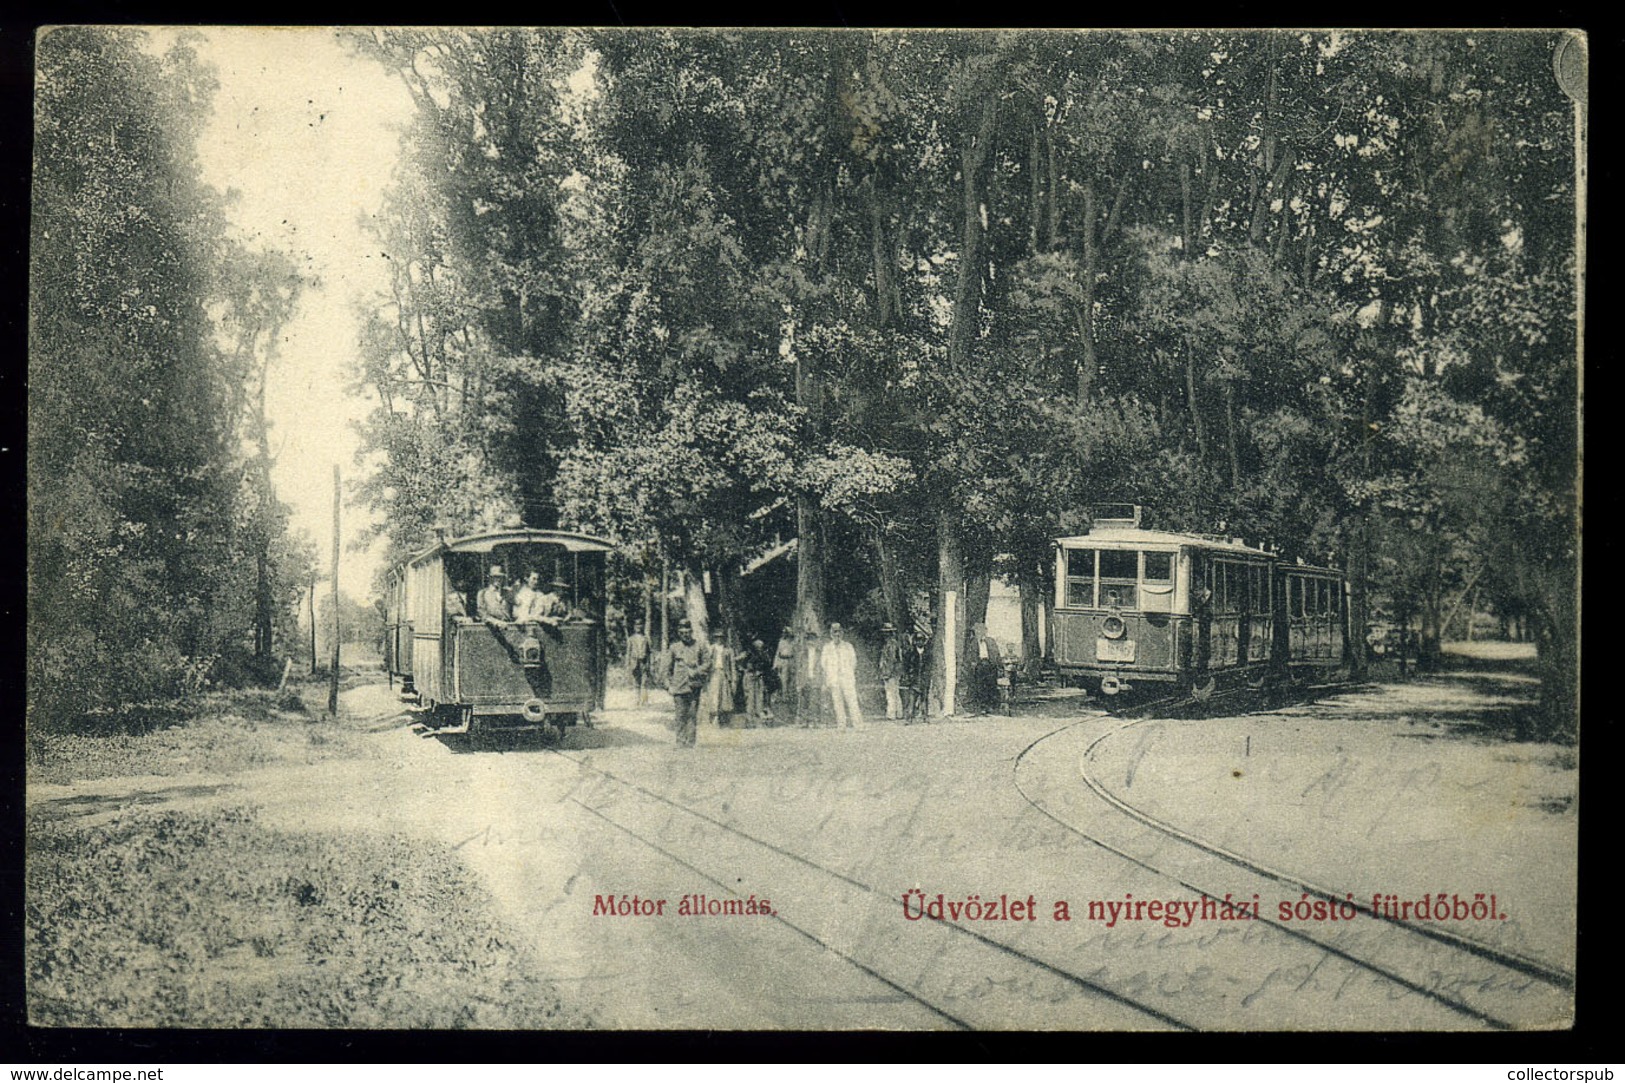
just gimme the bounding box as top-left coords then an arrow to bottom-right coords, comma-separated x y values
25,27 -> 1582,1032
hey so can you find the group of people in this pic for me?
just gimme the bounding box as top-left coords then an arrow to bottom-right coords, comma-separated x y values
629,619 -> 943,746
464,564 -> 573,625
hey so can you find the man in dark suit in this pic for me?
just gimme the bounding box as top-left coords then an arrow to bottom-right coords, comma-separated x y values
902,629 -> 931,723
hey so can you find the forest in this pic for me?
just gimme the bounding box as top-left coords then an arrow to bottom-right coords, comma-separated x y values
29,29 -> 1581,736
29,28 -> 313,729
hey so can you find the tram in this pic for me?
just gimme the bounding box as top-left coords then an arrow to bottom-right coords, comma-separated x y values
384,527 -> 613,739
1052,506 -> 1347,699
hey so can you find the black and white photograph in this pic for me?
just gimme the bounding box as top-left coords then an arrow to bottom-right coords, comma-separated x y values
24,27 -> 1584,1032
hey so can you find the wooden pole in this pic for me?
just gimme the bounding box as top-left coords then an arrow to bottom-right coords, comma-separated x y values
659,552 -> 670,652
643,562 -> 654,644
328,463 -> 341,716
308,574 -> 318,674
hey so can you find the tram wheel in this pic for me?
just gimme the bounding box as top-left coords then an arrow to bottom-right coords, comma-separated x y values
1190,673 -> 1217,702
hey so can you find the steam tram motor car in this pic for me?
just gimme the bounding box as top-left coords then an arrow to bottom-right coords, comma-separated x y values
384,528 -> 612,739
1052,506 -> 1346,699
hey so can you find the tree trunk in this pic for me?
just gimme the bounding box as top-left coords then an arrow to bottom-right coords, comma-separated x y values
950,94 -> 998,373
1249,37 -> 1280,246
868,182 -> 898,329
1045,124 -> 1061,250
1223,382 -> 1242,490
714,562 -> 742,651
1347,351 -> 1378,681
1185,351 -> 1207,462
1533,560 -> 1578,739
682,565 -> 708,642
1078,179 -> 1098,404
1441,564 -> 1485,643
643,565 -> 654,642
870,528 -> 907,635
965,572 -> 991,638
659,553 -> 671,652
1273,173 -> 1293,265
255,546 -> 273,661
1180,159 -> 1195,254
1018,577 -> 1042,671
796,496 -> 826,636
1028,127 -> 1042,254
934,507 -> 966,717
1347,519 -> 1369,680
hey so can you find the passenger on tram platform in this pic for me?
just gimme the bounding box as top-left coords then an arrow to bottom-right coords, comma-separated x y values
445,571 -> 469,619
536,577 -> 572,621
511,570 -> 543,622
477,565 -> 512,622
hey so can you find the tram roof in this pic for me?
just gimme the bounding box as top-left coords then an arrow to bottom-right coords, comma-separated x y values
1055,526 -> 1273,557
404,528 -> 616,567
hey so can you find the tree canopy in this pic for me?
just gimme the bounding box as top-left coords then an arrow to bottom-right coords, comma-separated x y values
30,27 -> 314,728
343,29 -> 1579,733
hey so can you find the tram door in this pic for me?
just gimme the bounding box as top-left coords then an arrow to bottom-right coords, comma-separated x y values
1191,552 -> 1213,676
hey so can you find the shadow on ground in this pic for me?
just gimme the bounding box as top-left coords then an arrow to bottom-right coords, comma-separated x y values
432,722 -> 665,754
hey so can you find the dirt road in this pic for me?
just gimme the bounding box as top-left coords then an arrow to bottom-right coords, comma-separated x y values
27,668 -> 1576,1030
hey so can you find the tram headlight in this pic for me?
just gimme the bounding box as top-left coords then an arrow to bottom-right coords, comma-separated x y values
1101,615 -> 1127,640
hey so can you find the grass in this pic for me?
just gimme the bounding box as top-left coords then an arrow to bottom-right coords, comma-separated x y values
27,684 -> 374,785
26,805 -> 592,1029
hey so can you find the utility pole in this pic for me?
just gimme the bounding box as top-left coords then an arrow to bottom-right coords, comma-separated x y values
328,463 -> 341,716
308,573 -> 317,674
659,551 -> 670,652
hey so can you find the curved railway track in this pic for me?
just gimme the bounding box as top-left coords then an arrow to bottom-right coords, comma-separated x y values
546,744 -> 1195,1031
1012,690 -> 1574,1031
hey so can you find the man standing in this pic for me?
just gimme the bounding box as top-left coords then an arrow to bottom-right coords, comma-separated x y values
666,618 -> 712,748
822,622 -> 862,729
877,622 -> 903,721
625,621 -> 651,706
797,628 -> 823,728
902,629 -> 931,723
772,627 -> 795,714
969,622 -> 1001,714
739,636 -> 773,725
477,566 -> 511,622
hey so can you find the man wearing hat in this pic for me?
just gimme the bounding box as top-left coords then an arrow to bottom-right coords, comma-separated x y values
666,618 -> 712,747
478,565 -> 512,622
877,622 -> 903,721
532,575 -> 572,623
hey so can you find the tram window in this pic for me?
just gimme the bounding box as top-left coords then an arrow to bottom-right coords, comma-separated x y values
1100,550 -> 1137,579
1143,552 -> 1173,583
1320,580 -> 1332,615
1289,577 -> 1304,618
1099,549 -> 1138,609
1065,549 -> 1096,608
1068,549 -> 1096,579
1329,582 -> 1340,615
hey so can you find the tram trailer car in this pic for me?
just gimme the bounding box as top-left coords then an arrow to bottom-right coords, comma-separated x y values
384,528 -> 612,738
1052,507 -> 1346,700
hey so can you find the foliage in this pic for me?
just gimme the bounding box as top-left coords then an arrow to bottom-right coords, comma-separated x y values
29,28 -> 315,730
348,30 -> 1578,730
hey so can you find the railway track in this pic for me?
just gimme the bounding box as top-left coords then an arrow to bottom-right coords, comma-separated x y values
1012,693 -> 1574,1031
546,744 -> 1194,1031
